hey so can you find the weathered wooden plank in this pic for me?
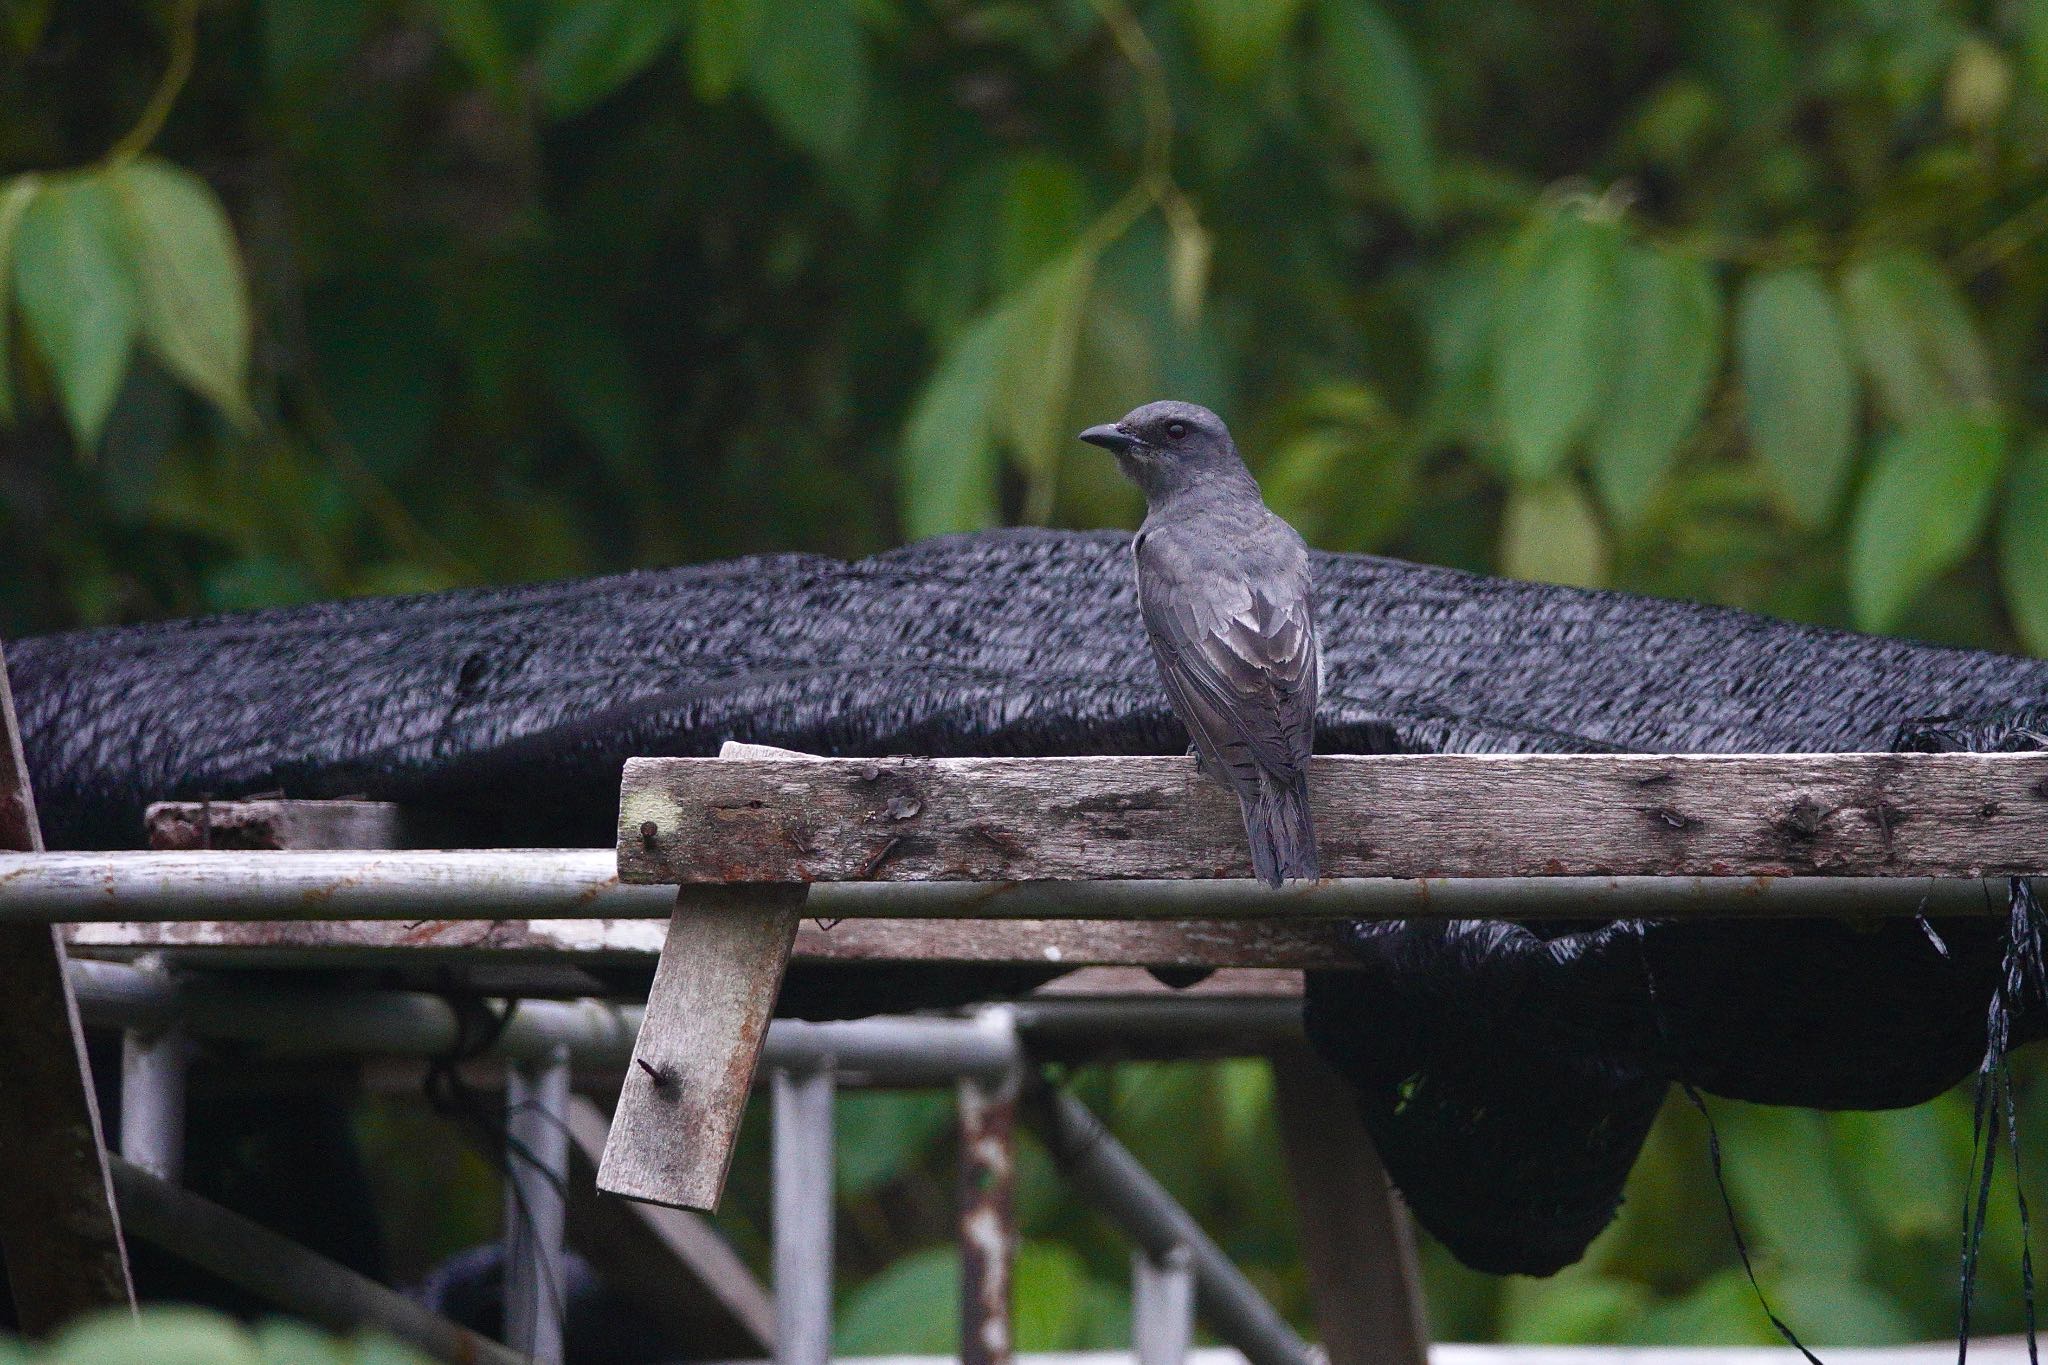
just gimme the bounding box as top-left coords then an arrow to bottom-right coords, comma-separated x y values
0,640 -> 134,1332
620,751 -> 2048,883
1273,1044 -> 1429,1365
602,886 -> 806,1211
563,1096 -> 775,1359
146,799 -> 406,851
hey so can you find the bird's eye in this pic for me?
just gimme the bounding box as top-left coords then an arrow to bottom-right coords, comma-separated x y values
1166,421 -> 1188,441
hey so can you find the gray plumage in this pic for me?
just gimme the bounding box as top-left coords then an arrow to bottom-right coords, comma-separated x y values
1080,400 -> 1319,886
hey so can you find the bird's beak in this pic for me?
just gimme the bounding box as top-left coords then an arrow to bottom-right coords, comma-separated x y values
1079,424 -> 1138,454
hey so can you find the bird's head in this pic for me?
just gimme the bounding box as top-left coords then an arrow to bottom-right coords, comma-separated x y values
1078,400 -> 1243,502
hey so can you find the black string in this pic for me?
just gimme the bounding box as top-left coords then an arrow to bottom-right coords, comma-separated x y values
1957,879 -> 2045,1365
419,985 -> 570,1337
1680,1084 -> 1826,1365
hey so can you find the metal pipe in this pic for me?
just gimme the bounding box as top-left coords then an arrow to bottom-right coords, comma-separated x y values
773,1066 -> 836,1365
119,992 -> 187,1184
110,1157 -> 525,1365
1,851 -> 2026,922
1133,1244 -> 1195,1365
1022,1083 -> 1315,1365
505,1044 -> 571,1364
72,961 -> 1282,1077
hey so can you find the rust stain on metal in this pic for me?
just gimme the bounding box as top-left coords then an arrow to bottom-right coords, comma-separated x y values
959,1074 -> 1018,1365
856,836 -> 903,879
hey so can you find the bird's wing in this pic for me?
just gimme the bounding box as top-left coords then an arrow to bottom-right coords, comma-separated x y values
1135,526 -> 1318,784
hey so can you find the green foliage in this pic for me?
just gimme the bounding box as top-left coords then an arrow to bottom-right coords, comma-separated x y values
4,1307 -> 431,1364
14,0 -> 2048,1347
1737,267 -> 1859,530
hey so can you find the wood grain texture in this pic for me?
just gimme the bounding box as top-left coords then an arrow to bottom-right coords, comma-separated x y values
0,639 -> 134,1330
620,751 -> 2048,883
596,886 -> 805,1211
146,799 -> 406,851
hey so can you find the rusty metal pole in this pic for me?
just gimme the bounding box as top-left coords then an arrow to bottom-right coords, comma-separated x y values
959,1007 -> 1020,1365
0,639 -> 134,1331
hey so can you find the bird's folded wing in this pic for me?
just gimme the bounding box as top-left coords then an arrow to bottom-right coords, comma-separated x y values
1136,542 -> 1317,778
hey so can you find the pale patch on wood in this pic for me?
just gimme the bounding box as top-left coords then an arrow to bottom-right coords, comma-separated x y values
620,751 -> 2048,883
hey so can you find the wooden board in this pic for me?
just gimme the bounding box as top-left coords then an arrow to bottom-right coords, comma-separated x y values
620,751 -> 2048,883
146,799 -> 406,852
0,640 -> 134,1330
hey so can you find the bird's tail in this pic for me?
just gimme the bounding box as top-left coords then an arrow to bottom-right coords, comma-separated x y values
1241,767 -> 1319,888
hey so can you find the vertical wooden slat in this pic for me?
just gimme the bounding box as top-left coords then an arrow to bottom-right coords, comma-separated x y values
0,639 -> 135,1331
1272,1043 -> 1430,1365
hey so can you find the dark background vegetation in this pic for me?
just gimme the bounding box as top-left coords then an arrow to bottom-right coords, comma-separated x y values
7,0 -> 2048,1351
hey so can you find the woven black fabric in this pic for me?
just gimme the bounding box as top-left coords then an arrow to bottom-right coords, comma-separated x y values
15,527 -> 2048,1274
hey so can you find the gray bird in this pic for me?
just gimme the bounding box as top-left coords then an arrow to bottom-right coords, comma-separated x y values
1080,400 -> 1319,886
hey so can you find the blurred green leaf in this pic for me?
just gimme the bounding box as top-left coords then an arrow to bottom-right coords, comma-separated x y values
1316,0 -> 1435,225
900,303 -> 1010,538
1624,1267 -> 1785,1346
1840,247 -> 1994,426
1014,1242 -> 1091,1348
1499,1265 -> 1649,1343
51,1307 -> 264,1365
1490,213 -> 1618,482
1590,244 -> 1720,527
1737,265 -> 1859,528
536,0 -> 686,115
995,243 -> 1100,520
1500,478 -> 1607,588
688,0 -> 764,99
107,156 -> 254,429
1848,409 -> 2006,631
836,1090 -> 952,1195
12,172 -> 138,451
836,1245 -> 957,1354
745,0 -> 869,162
429,0 -> 522,101
0,174 -> 40,421
1999,434 -> 2048,655
1179,0 -> 1306,85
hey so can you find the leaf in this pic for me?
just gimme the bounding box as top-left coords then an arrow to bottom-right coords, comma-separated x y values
1839,247 -> 1994,426
1848,410 -> 2007,631
1736,266 -> 1859,528
1590,244 -> 1720,527
899,303 -> 1010,538
12,171 -> 139,450
537,0 -> 686,115
1500,479 -> 1608,588
106,156 -> 254,429
0,174 -> 40,420
993,243 -> 1099,520
1999,434 -> 2048,654
1178,0 -> 1307,85
835,1246 -> 958,1354
52,1306 -> 264,1365
429,0 -> 522,102
744,0 -> 869,162
1316,0 -> 1435,225
1013,1242 -> 1091,1349
688,0 -> 763,100
1489,213 -> 1618,483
